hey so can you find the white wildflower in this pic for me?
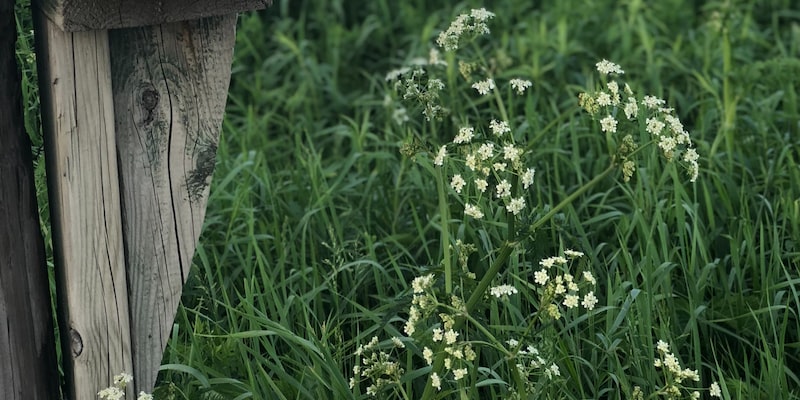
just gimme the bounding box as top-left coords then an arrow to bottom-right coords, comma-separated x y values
710,382 -> 722,397
564,249 -> 584,258
490,284 -> 519,298
434,145 -> 447,166
453,367 -> 468,380
464,203 -> 484,219
490,119 -> 511,136
470,8 -> 495,21
510,78 -> 532,94
503,144 -> 522,163
596,59 -> 624,75
624,97 -> 639,120
454,126 -> 475,144
431,372 -> 442,390
506,197 -> 526,215
522,167 -> 536,189
563,294 -> 579,309
444,329 -> 459,345
495,179 -> 511,198
450,174 -> 466,193
642,95 -> 665,109
600,115 -> 618,133
474,178 -> 488,193
534,269 -> 549,285
582,291 -> 599,310
583,271 -> 596,285
596,92 -> 612,107
472,78 -> 496,95
477,143 -> 494,160
98,387 -> 124,400
657,340 -> 670,353
646,117 -> 665,136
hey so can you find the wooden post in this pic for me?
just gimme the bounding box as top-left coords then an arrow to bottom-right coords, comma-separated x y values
110,15 -> 237,392
34,9 -> 134,399
0,1 -> 60,398
38,0 -> 268,31
31,0 -> 267,396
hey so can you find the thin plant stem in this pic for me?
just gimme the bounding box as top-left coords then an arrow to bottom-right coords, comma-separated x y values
436,166 -> 453,294
420,163 -> 616,400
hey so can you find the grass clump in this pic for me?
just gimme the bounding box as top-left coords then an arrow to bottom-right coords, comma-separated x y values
154,1 -> 799,399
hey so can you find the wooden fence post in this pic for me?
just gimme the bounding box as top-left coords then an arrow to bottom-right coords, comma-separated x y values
0,1 -> 60,398
34,8 -> 134,399
109,15 -> 238,392
31,0 -> 269,397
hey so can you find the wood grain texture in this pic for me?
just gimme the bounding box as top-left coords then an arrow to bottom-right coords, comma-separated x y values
34,8 -> 134,399
0,1 -> 60,398
110,15 -> 236,393
36,0 -> 269,31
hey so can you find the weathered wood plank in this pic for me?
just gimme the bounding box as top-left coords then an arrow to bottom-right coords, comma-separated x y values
0,1 -> 60,398
35,0 -> 268,31
110,15 -> 237,393
34,8 -> 134,399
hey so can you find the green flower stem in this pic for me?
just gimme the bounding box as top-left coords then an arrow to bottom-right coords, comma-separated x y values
436,166 -> 453,294
528,163 -> 616,233
465,241 -> 516,313
420,163 -> 616,400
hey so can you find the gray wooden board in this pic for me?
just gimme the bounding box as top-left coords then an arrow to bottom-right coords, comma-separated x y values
0,1 -> 60,398
34,8 -> 134,399
110,15 -> 236,393
36,0 -> 268,31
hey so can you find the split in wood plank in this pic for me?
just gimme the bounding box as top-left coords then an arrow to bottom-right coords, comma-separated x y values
111,15 -> 237,393
35,8 -> 134,399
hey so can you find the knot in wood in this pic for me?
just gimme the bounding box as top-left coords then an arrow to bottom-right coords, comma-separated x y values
69,327 -> 84,357
141,89 -> 159,111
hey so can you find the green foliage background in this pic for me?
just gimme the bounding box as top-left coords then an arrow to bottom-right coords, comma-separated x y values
12,0 -> 800,398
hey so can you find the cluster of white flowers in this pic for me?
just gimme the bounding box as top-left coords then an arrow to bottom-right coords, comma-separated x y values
418,307 -> 477,391
532,250 -> 598,319
436,120 -> 536,221
97,373 -> 152,400
472,78 -> 495,95
350,336 -> 406,396
505,340 -> 564,395
643,339 -> 716,399
579,60 -> 699,182
654,340 -> 700,383
596,59 -> 625,75
436,8 -> 495,51
404,274 -> 438,336
489,284 -> 519,298
510,78 -> 533,94
385,63 -> 449,121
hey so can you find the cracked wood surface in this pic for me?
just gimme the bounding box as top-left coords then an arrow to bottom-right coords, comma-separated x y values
110,15 -> 235,393
34,8 -> 134,399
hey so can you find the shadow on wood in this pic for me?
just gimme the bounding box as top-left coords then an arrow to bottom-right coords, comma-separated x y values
0,0 -> 60,398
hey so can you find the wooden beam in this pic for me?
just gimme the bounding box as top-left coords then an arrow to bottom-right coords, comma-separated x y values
35,0 -> 269,31
0,1 -> 60,398
34,7 -> 134,399
109,15 -> 236,393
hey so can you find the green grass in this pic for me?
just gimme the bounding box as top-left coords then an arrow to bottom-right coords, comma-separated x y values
13,0 -> 800,399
